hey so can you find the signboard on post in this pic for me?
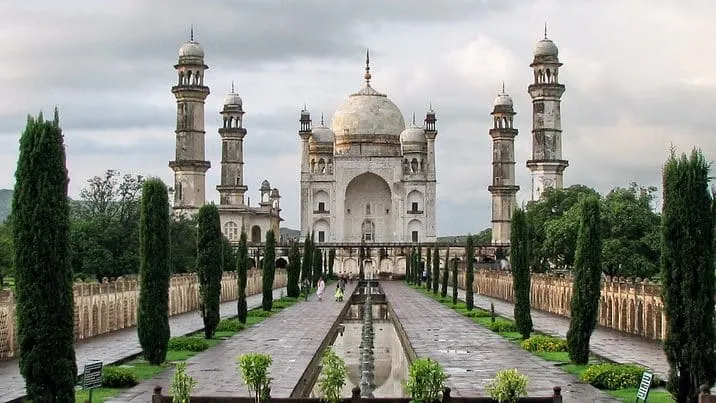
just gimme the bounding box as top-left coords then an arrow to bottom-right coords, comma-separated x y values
83,360 -> 103,402
635,371 -> 653,402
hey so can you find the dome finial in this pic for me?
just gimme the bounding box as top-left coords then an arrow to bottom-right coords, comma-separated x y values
190,24 -> 194,41
321,113 -> 324,126
231,81 -> 235,94
364,48 -> 372,85
544,22 -> 548,39
501,81 -> 505,94
412,112 -> 416,125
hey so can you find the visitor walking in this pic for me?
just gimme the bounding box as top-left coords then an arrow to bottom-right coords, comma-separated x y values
334,286 -> 344,302
316,277 -> 326,301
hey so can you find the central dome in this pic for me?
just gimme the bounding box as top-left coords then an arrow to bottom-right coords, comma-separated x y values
331,85 -> 406,137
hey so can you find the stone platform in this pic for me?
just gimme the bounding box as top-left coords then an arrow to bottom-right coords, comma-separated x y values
0,288 -> 286,403
382,282 -> 618,403
107,282 -> 355,402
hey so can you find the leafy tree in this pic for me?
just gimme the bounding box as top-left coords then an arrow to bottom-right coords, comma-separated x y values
196,204 -> 223,339
440,248 -> 449,298
313,246 -> 323,285
137,178 -> 171,365
661,149 -> 715,402
416,244 -> 423,287
328,248 -> 336,279
451,255 -> 458,305
287,241 -> 301,298
426,247 -> 432,290
237,229 -> 249,323
300,233 -> 312,284
262,229 -> 276,311
432,245 -> 440,294
13,110 -> 77,401
465,235 -> 475,311
511,208 -> 533,339
566,196 -> 603,364
405,247 -> 412,283
0,216 -> 13,287
170,215 -> 197,273
473,227 -> 492,245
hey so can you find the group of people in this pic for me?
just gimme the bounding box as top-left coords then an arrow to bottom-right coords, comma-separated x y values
314,274 -> 353,302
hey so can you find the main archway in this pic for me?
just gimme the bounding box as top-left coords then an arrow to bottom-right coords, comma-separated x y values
344,172 -> 393,242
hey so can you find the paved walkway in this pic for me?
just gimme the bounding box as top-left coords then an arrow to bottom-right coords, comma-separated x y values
0,288 -> 286,403
446,286 -> 669,379
107,283 -> 355,402
384,282 -> 618,402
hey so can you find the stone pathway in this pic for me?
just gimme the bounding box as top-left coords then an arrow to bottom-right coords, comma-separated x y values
383,282 -> 618,402
447,286 -> 670,379
107,283 -> 355,402
0,288 -> 286,403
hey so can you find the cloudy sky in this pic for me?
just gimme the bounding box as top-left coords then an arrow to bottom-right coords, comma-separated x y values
1,0 -> 714,236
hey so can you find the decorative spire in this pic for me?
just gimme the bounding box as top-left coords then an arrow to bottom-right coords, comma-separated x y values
544,22 -> 548,39
502,81 -> 505,94
321,113 -> 324,126
428,100 -> 433,112
190,24 -> 194,41
231,81 -> 235,94
412,112 -> 416,125
304,103 -> 307,111
364,48 -> 372,85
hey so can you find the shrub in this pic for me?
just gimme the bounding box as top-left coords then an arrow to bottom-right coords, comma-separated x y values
521,335 -> 568,352
317,348 -> 347,403
405,358 -> 449,403
170,362 -> 197,403
238,353 -> 273,403
248,309 -> 272,318
463,309 -> 491,318
581,363 -> 651,390
486,368 -> 528,403
101,366 -> 139,388
168,337 -> 210,352
216,319 -> 245,333
487,320 -> 518,333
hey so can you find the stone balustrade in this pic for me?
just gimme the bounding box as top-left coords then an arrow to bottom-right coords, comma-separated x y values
0,269 -> 286,360
458,270 -> 666,341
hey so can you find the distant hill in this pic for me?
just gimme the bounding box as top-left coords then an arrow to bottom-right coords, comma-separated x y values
0,189 -> 11,223
280,227 -> 301,242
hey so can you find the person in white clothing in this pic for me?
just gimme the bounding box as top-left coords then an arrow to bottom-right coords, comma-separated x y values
316,277 -> 326,301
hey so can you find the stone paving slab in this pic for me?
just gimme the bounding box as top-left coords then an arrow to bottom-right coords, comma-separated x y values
0,288 -> 286,403
106,283 -> 355,402
447,286 -> 670,380
383,282 -> 618,403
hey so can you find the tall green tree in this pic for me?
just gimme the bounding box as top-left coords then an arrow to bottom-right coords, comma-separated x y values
300,233 -> 312,284
137,178 -> 171,365
473,228 -> 492,245
196,204 -> 223,339
425,247 -> 432,289
358,241 -> 365,280
313,246 -> 323,285
440,248 -> 449,298
566,196 -> 603,364
328,248 -> 336,279
236,229 -> 249,323
432,245 -> 440,294
287,241 -> 301,298
170,215 -> 198,273
661,149 -> 715,402
416,244 -> 423,287
465,235 -> 475,311
451,255 -> 458,305
511,208 -> 533,339
405,247 -> 412,283
13,110 -> 77,401
262,229 -> 277,311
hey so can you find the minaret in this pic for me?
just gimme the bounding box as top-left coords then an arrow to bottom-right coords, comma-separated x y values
488,84 -> 519,245
526,26 -> 568,201
424,105 -> 438,240
217,82 -> 248,206
169,29 -> 211,216
298,106 -> 312,238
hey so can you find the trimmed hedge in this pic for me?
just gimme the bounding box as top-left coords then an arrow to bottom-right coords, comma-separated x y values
486,320 -> 518,333
167,337 -> 210,352
248,309 -> 272,318
581,363 -> 652,390
216,319 -> 245,333
101,366 -> 139,388
521,335 -> 568,352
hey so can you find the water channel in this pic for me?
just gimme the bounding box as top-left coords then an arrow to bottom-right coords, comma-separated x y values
309,280 -> 411,398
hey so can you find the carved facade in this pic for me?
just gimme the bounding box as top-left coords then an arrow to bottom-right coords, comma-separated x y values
0,270 -> 287,360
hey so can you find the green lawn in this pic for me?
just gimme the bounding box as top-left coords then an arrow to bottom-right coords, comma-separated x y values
409,284 -> 676,403
73,296 -> 300,402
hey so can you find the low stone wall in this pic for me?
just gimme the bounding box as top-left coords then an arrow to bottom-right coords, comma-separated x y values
0,270 -> 286,360
458,270 -> 666,341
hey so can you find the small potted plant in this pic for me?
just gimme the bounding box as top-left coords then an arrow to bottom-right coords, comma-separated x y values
238,352 -> 273,403
485,368 -> 528,403
317,348 -> 348,403
405,358 -> 449,403
170,362 -> 197,403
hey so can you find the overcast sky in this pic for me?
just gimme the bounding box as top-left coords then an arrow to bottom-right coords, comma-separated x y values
1,0 -> 714,236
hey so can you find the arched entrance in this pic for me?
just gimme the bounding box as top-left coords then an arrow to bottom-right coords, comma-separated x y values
251,225 -> 261,243
344,172 -> 392,242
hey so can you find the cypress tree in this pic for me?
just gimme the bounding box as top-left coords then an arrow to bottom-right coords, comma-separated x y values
328,248 -> 336,279
432,245 -> 440,294
405,248 -> 412,283
566,196 -> 603,365
416,244 -> 423,287
137,177 -> 171,365
426,247 -> 432,290
451,254 -> 459,305
301,233 -> 313,284
511,208 -> 533,339
196,204 -> 222,339
313,247 -> 323,285
237,229 -> 249,323
465,235 -> 475,311
286,241 -> 301,298
440,249 -> 449,298
358,242 -> 365,280
262,229 -> 276,311
661,149 -> 715,402
13,110 -> 77,401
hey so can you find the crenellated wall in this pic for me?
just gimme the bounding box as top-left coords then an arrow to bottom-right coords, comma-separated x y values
458,270 -> 666,341
0,269 -> 286,360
